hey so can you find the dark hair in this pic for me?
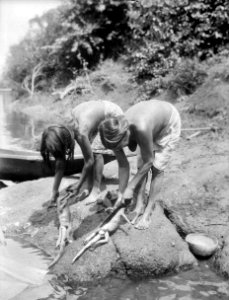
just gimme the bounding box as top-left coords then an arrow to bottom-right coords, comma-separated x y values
40,125 -> 75,166
99,115 -> 129,150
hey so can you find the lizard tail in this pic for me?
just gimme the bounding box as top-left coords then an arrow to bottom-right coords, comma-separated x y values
72,235 -> 101,264
48,244 -> 65,269
72,244 -> 90,264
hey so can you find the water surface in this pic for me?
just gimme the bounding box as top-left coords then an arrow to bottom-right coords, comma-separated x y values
0,92 -> 45,150
78,263 -> 229,300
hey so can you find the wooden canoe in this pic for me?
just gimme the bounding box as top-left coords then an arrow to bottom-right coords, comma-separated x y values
0,148 -> 116,181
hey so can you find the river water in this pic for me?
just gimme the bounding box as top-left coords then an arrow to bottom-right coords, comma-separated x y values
1,92 -> 229,299
1,237 -> 229,300
0,92 -> 45,150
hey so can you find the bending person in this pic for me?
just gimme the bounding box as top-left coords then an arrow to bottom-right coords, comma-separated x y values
40,100 -> 123,207
99,99 -> 181,230
40,125 -> 75,207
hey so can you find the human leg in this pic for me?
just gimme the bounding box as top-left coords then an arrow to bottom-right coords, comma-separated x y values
48,158 -> 66,207
85,153 -> 104,204
130,152 -> 147,224
134,168 -> 164,230
131,176 -> 147,224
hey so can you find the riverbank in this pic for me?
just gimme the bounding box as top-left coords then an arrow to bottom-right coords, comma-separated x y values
1,97 -> 229,282
1,59 -> 229,284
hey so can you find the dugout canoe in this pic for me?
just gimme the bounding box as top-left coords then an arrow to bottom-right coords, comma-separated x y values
0,148 -> 115,181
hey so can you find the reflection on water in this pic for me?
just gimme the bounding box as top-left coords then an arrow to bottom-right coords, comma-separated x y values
0,92 -> 44,150
79,263 -> 229,300
1,237 -> 229,300
0,238 -> 64,300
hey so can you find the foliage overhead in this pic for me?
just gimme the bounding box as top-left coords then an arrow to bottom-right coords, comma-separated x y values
4,0 -> 229,96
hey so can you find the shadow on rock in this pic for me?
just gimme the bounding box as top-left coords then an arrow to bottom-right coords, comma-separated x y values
52,202 -> 197,283
28,206 -> 59,228
72,208 -> 105,240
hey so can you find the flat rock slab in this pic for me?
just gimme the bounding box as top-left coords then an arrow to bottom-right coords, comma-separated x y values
0,177 -> 75,229
0,177 -> 197,283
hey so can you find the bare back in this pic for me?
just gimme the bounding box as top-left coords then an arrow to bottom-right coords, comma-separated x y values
72,100 -> 105,139
126,100 -> 173,140
124,100 -> 174,165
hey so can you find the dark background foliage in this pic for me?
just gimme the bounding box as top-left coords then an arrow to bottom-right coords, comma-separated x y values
3,0 -> 229,97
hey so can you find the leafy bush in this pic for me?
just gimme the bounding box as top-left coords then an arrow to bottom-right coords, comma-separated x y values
4,0 -> 229,97
127,0 -> 229,81
5,0 -> 131,91
165,60 -> 207,98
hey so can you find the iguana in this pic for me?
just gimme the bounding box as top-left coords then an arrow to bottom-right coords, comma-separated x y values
72,204 -> 131,264
48,193 -> 72,268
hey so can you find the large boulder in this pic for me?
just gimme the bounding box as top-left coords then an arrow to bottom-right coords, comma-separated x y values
113,203 -> 196,278
0,178 -> 196,283
48,202 -> 197,283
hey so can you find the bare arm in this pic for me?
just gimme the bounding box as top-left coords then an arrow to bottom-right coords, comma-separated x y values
123,130 -> 154,200
74,134 -> 94,193
114,148 -> 130,194
52,158 -> 66,201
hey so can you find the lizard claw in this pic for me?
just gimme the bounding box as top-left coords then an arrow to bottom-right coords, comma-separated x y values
105,207 -> 114,213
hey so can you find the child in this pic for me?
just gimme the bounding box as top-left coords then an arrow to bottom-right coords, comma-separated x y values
40,100 -> 123,207
99,99 -> 181,230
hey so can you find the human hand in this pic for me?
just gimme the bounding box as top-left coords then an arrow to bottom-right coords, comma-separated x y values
67,184 -> 79,195
47,191 -> 59,208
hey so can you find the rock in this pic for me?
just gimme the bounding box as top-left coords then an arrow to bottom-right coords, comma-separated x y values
212,230 -> 229,278
54,235 -> 119,283
53,202 -> 196,282
113,203 -> 196,278
0,177 -> 197,284
0,177 -> 75,227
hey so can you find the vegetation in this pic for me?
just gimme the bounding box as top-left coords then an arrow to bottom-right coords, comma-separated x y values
3,0 -> 229,100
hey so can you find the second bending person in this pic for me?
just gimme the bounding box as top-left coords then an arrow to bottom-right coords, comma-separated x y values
40,100 -> 123,207
99,99 -> 181,230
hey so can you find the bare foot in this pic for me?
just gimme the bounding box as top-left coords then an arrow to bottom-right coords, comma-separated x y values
85,192 -> 101,205
45,191 -> 59,208
130,210 -> 142,225
47,199 -> 57,209
134,216 -> 151,230
76,189 -> 89,202
66,183 -> 77,193
130,203 -> 145,225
